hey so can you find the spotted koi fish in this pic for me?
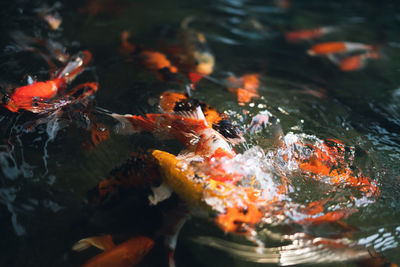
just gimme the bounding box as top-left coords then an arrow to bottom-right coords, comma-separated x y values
120,31 -> 179,82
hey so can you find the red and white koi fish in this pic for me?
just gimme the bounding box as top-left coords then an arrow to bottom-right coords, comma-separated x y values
285,26 -> 336,43
111,106 -> 234,158
337,50 -> 381,71
308,42 -> 376,56
2,50 -> 94,113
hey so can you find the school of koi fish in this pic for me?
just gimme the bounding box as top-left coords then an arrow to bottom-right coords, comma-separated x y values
1,1 -> 399,267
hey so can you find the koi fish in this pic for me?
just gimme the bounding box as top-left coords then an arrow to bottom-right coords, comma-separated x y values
152,149 -> 264,234
159,91 -> 243,143
73,235 -> 154,267
283,136 -> 380,198
337,51 -> 381,71
2,50 -> 93,113
120,31 -> 178,81
226,74 -> 260,105
173,17 -> 215,83
308,42 -> 376,56
285,26 -> 336,43
111,108 -> 234,158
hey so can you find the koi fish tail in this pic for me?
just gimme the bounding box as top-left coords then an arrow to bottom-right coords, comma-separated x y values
120,30 -> 137,56
72,234 -> 116,252
55,50 -> 92,83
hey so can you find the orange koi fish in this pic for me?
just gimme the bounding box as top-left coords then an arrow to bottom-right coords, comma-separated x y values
285,26 -> 336,43
226,74 -> 260,105
159,91 -> 243,143
2,50 -> 93,113
338,51 -> 381,71
308,42 -> 376,56
120,31 -> 178,81
73,235 -> 154,267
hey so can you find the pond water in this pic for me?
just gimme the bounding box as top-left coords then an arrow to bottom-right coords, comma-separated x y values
0,0 -> 400,266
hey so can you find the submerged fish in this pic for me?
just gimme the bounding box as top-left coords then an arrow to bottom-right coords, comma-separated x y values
87,151 -> 161,205
120,31 -> 179,81
168,17 -> 215,84
337,50 -> 381,71
226,73 -> 260,105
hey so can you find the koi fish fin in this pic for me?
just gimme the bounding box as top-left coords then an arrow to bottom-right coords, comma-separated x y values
120,30 -> 136,56
213,119 -> 244,144
188,72 -> 203,84
173,105 -> 207,125
72,234 -> 116,252
148,182 -> 173,205
55,50 -> 92,83
110,113 -> 158,135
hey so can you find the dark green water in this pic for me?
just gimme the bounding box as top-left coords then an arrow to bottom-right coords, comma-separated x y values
0,0 -> 400,266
